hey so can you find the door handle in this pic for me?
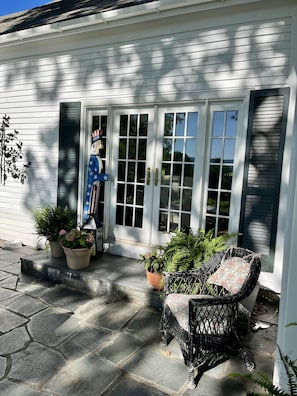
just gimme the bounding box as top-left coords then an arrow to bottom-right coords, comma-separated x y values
154,168 -> 159,186
146,167 -> 151,185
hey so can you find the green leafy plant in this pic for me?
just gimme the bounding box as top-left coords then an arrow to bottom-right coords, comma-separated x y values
163,228 -> 234,272
0,114 -> 31,185
138,248 -> 166,273
59,228 -> 95,249
33,205 -> 75,242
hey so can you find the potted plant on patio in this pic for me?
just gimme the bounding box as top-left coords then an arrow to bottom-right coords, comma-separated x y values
163,228 -> 234,273
59,228 -> 95,270
138,248 -> 166,290
33,205 -> 75,257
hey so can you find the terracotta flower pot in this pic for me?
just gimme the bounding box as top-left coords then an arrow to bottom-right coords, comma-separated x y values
146,270 -> 164,290
49,241 -> 64,258
63,247 -> 91,270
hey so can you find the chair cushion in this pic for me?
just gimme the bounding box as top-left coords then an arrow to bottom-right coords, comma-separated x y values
166,293 -> 231,334
207,256 -> 251,294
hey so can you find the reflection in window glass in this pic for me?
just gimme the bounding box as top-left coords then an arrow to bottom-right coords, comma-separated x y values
208,165 -> 220,189
129,115 -> 137,136
226,111 -> 238,137
223,139 -> 235,163
187,112 -> 198,137
206,109 -> 238,235
173,139 -> 184,161
175,113 -> 185,136
212,112 -> 224,137
210,139 -> 222,162
183,164 -> 194,187
164,113 -> 174,136
159,110 -> 198,232
116,113 -> 148,228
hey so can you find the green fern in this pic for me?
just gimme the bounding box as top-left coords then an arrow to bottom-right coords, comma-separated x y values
163,228 -> 234,273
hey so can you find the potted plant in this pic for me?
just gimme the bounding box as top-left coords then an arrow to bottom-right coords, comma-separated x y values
138,248 -> 165,290
59,228 -> 95,270
33,205 -> 75,257
163,228 -> 234,273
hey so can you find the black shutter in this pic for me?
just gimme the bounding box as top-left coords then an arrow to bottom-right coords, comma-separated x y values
57,102 -> 81,216
239,88 -> 290,272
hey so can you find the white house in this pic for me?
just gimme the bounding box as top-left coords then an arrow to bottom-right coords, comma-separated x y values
0,0 -> 296,388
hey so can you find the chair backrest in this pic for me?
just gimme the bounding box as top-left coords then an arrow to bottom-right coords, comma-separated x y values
207,246 -> 261,301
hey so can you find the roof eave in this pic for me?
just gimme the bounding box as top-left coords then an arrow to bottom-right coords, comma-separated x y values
0,0 -> 263,47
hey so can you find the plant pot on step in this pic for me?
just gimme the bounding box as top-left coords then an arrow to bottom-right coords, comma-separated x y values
49,241 -> 64,258
63,247 -> 91,270
146,270 -> 164,290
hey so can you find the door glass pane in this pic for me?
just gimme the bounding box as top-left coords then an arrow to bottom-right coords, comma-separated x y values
206,109 -> 238,235
176,113 -> 186,136
116,113 -> 148,228
158,111 -> 198,232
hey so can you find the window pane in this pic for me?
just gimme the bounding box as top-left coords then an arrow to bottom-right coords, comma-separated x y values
163,138 -> 172,161
136,185 -> 144,206
171,187 -> 180,210
218,217 -> 229,233
126,184 -> 134,204
185,140 -> 195,162
135,208 -> 143,228
128,139 -> 136,160
139,114 -> 148,136
205,216 -> 216,233
120,115 -> 128,136
116,205 -> 124,225
159,212 -> 168,231
125,206 -> 133,226
127,162 -> 135,182
187,112 -> 198,137
119,139 -> 127,159
173,139 -> 183,161
182,189 -> 192,211
181,213 -> 191,229
138,139 -> 147,160
164,113 -> 174,136
160,187 -> 169,208
223,139 -> 235,163
161,163 -> 171,185
212,111 -> 224,136
118,161 -> 126,181
137,162 -> 145,183
219,192 -> 231,215
208,165 -> 220,189
173,164 -> 182,185
210,139 -> 222,162
221,166 -> 233,189
129,114 -> 137,136
226,111 -> 238,137
117,184 -> 125,204
207,191 -> 217,214
183,164 -> 194,187
176,113 -> 186,136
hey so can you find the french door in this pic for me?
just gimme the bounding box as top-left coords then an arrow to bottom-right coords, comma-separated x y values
109,106 -> 204,246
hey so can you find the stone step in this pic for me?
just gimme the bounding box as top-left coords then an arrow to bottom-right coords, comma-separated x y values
21,251 -> 163,309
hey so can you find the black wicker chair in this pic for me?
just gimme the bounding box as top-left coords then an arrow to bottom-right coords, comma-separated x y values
160,246 -> 261,389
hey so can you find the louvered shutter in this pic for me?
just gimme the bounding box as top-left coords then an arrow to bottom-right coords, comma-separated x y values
239,88 -> 290,272
57,102 -> 81,216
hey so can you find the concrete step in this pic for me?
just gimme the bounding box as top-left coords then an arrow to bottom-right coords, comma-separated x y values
21,251 -> 163,309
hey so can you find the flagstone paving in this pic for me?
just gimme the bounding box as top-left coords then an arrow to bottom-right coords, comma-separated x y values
0,243 -> 278,395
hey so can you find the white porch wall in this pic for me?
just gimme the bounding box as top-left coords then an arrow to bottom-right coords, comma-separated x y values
0,2 -> 295,251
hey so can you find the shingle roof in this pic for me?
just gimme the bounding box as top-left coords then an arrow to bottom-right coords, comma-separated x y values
0,0 -> 155,36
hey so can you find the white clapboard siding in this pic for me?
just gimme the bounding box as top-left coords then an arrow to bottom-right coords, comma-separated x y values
0,8 -> 293,246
